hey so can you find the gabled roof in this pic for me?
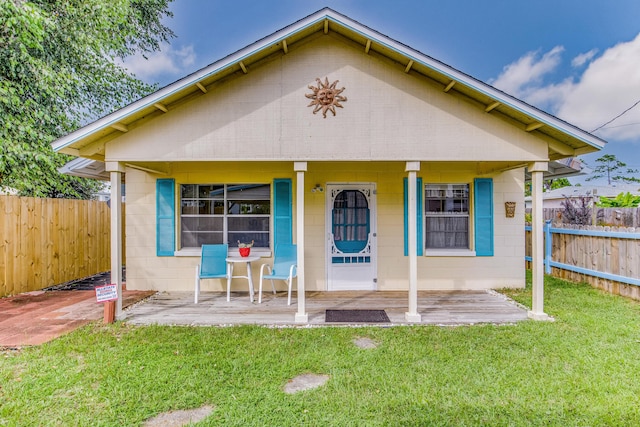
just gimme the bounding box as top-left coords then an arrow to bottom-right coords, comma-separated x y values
52,7 -> 605,158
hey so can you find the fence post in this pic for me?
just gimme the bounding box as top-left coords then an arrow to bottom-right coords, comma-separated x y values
544,220 -> 552,274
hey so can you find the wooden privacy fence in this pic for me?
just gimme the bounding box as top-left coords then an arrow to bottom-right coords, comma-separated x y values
525,222 -> 640,300
0,195 -> 123,297
540,207 -> 640,228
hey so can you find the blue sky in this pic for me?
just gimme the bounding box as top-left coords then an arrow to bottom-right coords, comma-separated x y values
123,0 -> 640,184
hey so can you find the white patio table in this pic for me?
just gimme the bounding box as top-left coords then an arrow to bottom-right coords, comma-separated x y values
225,255 -> 261,302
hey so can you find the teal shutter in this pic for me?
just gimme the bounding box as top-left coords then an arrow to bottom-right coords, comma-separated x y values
273,179 -> 292,247
403,177 -> 423,256
156,179 -> 175,256
474,178 -> 494,256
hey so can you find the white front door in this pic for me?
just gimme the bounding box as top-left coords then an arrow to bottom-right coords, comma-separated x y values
326,184 -> 377,291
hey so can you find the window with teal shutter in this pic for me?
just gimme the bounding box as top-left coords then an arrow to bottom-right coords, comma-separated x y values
156,179 -> 175,256
425,183 -> 469,249
180,184 -> 270,248
403,177 -> 423,256
473,178 -> 494,256
273,179 -> 292,247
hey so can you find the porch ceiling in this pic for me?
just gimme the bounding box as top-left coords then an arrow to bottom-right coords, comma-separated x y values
51,8 -> 605,161
61,158 -> 590,182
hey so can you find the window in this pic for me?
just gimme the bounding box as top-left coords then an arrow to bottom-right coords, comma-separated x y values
404,178 -> 492,257
424,184 -> 469,249
180,184 -> 270,249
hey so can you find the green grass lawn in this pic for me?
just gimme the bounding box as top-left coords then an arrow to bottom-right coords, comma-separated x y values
3,273 -> 640,426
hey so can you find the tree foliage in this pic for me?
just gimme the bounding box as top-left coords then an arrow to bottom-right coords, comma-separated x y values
524,177 -> 571,196
547,177 -> 571,191
586,154 -> 640,185
0,0 -> 174,198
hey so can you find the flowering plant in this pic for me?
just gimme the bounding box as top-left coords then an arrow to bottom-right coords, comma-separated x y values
237,240 -> 254,248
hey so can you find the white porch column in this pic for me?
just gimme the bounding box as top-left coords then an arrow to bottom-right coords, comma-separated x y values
294,162 -> 308,323
106,162 -> 125,319
405,161 -> 421,322
528,161 -> 552,321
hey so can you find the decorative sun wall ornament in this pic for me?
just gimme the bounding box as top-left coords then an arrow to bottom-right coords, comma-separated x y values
305,77 -> 347,118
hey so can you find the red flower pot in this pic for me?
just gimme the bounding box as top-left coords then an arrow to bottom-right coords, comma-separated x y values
239,247 -> 251,257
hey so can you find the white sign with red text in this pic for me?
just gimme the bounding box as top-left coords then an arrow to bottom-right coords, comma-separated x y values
95,283 -> 118,303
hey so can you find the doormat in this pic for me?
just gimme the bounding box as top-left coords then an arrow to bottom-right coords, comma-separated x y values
325,309 -> 390,323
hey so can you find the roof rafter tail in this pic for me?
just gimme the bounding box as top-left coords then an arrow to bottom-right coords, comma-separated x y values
485,101 -> 500,112
547,139 -> 575,156
444,80 -> 455,92
79,142 -> 105,157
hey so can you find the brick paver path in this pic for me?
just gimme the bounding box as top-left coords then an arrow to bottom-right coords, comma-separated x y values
0,290 -> 155,347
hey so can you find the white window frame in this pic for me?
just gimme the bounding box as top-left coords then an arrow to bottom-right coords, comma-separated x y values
178,183 -> 271,255
424,183 -> 474,255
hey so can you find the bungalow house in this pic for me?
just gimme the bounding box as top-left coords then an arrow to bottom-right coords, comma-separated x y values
52,8 -> 605,322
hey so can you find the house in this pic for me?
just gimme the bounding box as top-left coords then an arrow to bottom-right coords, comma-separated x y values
525,184 -> 640,209
0,187 -> 18,195
51,8 -> 605,322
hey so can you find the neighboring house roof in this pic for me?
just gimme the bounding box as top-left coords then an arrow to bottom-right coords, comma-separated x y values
51,7 -> 605,160
542,184 -> 640,201
525,184 -> 640,207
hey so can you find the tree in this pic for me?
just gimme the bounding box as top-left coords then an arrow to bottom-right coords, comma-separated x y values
0,0 -> 174,198
546,177 -> 571,191
586,154 -> 640,185
524,177 -> 571,196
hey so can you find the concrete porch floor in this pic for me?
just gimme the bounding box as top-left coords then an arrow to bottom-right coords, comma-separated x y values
124,290 -> 529,326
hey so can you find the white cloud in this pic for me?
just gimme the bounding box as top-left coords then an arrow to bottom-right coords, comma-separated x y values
521,78 -> 574,111
489,46 -> 564,99
571,49 -> 598,68
557,34 -> 640,141
490,34 -> 640,143
119,43 -> 196,83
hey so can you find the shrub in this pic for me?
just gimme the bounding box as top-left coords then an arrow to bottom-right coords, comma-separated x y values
596,191 -> 640,208
561,193 -> 592,225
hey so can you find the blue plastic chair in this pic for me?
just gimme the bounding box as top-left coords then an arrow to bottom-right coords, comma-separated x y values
194,244 -> 230,304
259,244 -> 297,305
